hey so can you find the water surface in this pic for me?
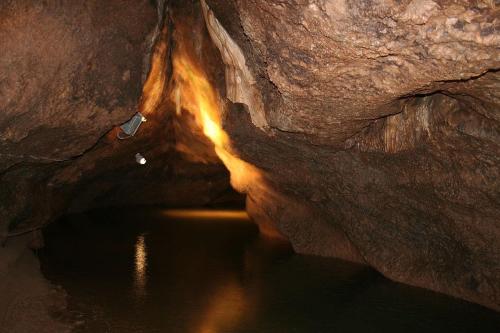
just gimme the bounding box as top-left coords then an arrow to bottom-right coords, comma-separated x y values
40,207 -> 500,333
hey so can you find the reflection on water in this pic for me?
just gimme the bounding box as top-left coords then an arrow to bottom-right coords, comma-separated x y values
198,281 -> 246,333
162,209 -> 248,220
40,208 -> 500,333
134,234 -> 147,297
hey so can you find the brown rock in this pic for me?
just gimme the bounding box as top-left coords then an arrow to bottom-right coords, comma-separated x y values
0,0 -> 157,167
1,0 -> 499,315
203,0 -> 500,310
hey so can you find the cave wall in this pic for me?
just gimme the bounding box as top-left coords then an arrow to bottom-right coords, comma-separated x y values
200,0 -> 500,310
0,1 -> 241,327
0,0 -> 157,236
0,0 -> 498,315
0,0 -> 241,242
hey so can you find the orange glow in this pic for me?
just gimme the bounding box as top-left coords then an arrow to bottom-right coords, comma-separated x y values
172,53 -> 228,148
171,38 -> 261,193
162,209 -> 249,220
198,281 -> 246,333
215,147 -> 260,192
140,28 -> 169,116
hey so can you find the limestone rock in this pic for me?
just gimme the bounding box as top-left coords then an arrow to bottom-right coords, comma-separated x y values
204,0 -> 500,310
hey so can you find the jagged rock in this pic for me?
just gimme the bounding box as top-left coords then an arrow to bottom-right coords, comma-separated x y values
0,0 -> 157,234
0,0 -> 499,315
202,0 -> 500,310
0,0 -> 157,168
0,0 -> 240,237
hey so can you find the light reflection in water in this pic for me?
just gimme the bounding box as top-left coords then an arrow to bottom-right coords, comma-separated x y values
162,209 -> 248,220
198,281 -> 246,333
134,234 -> 148,297
41,209 -> 500,333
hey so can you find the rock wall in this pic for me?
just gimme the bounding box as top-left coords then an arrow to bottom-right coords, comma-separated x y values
0,0 -> 157,236
0,0 -> 244,326
0,0 -> 498,314
0,235 -> 70,333
0,0 -> 242,241
0,1 -> 242,327
201,0 -> 500,310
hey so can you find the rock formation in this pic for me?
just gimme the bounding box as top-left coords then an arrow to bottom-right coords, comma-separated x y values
0,0 -> 239,327
201,0 -> 500,310
0,0 -> 499,315
0,0 -> 240,239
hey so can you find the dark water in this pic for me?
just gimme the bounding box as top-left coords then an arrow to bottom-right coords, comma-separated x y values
40,207 -> 500,333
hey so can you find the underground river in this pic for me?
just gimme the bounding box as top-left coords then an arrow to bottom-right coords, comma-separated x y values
39,207 -> 500,333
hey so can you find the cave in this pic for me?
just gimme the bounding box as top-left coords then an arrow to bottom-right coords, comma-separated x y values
1,0 -> 499,332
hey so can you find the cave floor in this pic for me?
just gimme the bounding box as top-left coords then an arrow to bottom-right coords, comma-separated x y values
39,207 -> 500,333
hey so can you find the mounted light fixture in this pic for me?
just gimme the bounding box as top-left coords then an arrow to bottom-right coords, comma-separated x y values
135,153 -> 147,165
118,112 -> 147,139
